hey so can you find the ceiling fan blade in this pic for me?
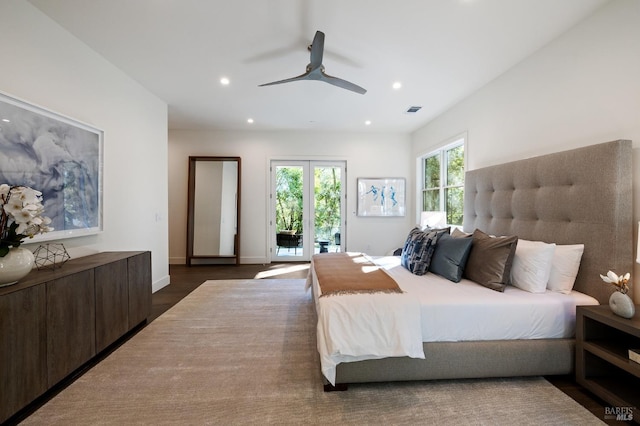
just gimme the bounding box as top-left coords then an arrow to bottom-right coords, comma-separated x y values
320,71 -> 367,95
258,30 -> 366,94
309,31 -> 324,70
258,71 -> 310,87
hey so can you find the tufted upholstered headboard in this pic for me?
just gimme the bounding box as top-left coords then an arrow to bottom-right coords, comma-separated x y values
463,140 -> 633,304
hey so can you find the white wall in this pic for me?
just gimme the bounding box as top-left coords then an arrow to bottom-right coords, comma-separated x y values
411,0 -> 640,302
0,1 -> 170,292
169,130 -> 412,264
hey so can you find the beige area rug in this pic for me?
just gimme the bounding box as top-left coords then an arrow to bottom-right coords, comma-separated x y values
23,279 -> 604,426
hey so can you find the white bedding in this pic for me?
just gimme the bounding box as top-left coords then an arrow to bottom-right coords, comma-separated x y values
375,256 -> 599,342
309,257 -> 425,386
310,255 -> 598,385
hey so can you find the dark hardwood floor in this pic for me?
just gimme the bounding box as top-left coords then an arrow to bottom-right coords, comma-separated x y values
159,263 -> 623,425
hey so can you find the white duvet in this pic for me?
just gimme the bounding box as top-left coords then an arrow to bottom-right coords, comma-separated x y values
378,256 -> 599,342
309,255 -> 599,385
309,256 -> 424,385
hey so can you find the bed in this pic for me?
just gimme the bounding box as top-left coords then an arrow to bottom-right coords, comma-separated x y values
310,139 -> 634,390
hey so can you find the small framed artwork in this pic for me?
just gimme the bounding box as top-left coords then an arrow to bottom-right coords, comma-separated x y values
0,92 -> 103,242
357,177 -> 405,217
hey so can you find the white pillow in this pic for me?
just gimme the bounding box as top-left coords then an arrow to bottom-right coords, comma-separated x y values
547,244 -> 584,294
511,239 -> 556,293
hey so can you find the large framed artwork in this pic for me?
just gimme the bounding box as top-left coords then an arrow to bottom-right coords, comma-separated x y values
357,177 -> 405,217
0,92 -> 103,242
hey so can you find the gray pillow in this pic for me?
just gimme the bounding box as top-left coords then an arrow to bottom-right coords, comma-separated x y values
463,229 -> 518,292
429,233 -> 473,282
400,227 -> 442,275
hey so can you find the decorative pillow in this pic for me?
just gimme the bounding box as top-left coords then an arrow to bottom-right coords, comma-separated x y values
429,232 -> 473,282
510,239 -> 556,293
547,244 -> 584,294
464,229 -> 518,292
451,228 -> 471,238
400,227 -> 442,275
427,226 -> 451,235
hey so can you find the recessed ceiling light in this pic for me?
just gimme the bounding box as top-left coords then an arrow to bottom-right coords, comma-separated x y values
220,77 -> 230,86
247,118 -> 254,124
365,120 -> 372,126
392,82 -> 402,90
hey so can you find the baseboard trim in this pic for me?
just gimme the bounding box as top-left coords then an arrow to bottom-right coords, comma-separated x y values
152,275 -> 170,293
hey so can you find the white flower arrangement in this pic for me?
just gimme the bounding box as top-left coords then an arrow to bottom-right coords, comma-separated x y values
0,184 -> 54,257
600,270 -> 630,294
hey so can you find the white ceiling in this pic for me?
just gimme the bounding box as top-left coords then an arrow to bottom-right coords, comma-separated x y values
28,0 -> 609,133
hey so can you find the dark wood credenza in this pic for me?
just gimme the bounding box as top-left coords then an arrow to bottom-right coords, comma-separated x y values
0,251 -> 152,423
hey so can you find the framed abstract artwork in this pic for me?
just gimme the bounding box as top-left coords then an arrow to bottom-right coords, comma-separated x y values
357,177 -> 405,217
0,92 -> 103,242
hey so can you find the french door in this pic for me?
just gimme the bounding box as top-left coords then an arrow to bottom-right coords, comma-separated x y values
270,160 -> 346,261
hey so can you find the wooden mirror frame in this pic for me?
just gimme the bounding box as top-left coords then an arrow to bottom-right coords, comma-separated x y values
186,156 -> 241,266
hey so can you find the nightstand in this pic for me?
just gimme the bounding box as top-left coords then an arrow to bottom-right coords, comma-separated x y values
576,305 -> 640,423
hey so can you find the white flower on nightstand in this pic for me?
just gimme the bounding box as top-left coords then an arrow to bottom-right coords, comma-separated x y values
599,270 -> 630,294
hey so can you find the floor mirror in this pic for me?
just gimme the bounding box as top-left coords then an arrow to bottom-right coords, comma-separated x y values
186,156 -> 241,265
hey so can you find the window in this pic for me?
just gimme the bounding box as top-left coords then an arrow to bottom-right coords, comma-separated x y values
420,138 -> 465,226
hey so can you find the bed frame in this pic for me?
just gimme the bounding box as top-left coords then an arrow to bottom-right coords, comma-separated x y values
326,140 -> 633,389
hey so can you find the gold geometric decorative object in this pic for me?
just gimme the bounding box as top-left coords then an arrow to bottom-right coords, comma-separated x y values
33,243 -> 71,270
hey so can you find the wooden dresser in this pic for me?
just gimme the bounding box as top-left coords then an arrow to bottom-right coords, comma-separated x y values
0,251 -> 152,423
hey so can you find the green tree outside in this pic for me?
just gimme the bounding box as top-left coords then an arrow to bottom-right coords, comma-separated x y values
446,145 -> 464,225
422,144 -> 464,226
275,166 -> 303,232
314,167 -> 341,241
275,165 -> 342,244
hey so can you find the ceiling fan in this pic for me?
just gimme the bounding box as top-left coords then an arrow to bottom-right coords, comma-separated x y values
259,31 -> 367,95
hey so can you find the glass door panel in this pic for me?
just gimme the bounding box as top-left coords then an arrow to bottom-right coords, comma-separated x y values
273,163 -> 307,260
313,164 -> 343,254
271,160 -> 345,261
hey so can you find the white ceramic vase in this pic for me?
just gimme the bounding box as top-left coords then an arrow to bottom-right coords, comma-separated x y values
609,291 -> 635,319
0,247 -> 35,287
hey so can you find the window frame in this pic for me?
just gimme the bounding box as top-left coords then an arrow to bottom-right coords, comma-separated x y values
416,134 -> 466,227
